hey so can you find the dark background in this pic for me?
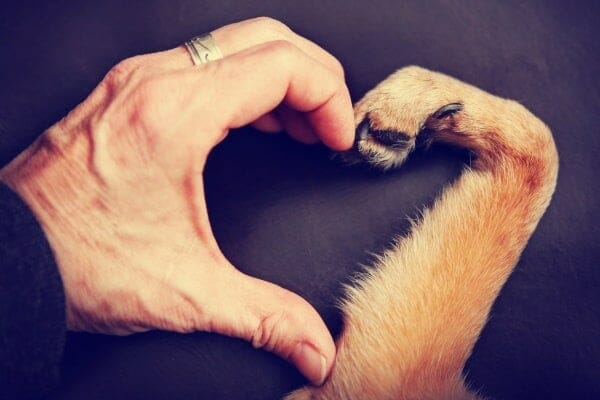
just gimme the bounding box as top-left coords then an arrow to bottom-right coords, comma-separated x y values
1,1 -> 599,399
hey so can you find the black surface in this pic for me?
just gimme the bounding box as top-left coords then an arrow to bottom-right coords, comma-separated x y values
1,1 -> 599,399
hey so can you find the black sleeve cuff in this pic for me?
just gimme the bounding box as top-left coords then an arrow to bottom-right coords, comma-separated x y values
0,183 -> 66,399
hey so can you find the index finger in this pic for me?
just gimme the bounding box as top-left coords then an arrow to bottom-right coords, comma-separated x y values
211,17 -> 345,79
182,40 -> 355,151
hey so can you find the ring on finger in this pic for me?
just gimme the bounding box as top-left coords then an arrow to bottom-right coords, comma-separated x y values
184,33 -> 223,66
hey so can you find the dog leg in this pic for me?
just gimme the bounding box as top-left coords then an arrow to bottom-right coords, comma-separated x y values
286,66 -> 558,400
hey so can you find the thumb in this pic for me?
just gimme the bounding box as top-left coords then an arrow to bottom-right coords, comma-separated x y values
211,269 -> 336,386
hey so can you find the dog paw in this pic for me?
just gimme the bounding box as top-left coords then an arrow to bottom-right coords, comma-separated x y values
340,66 -> 465,170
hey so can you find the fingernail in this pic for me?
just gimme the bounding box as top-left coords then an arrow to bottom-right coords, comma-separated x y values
290,342 -> 328,386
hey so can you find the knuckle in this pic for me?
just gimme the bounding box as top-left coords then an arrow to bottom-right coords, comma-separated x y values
251,310 -> 289,352
103,56 -> 146,89
124,73 -> 174,140
251,16 -> 292,39
266,38 -> 295,52
263,40 -> 299,68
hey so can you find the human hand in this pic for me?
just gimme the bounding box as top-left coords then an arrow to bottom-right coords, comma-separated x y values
0,17 -> 354,385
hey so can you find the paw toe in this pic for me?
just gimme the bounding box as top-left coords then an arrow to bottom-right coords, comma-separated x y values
346,116 -> 416,170
370,128 -> 413,150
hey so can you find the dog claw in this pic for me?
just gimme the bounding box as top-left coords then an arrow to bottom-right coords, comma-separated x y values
355,118 -> 371,144
432,102 -> 463,120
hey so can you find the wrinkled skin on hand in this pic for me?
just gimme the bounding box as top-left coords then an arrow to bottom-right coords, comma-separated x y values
0,17 -> 354,386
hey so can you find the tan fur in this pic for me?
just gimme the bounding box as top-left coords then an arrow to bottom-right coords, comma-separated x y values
286,66 -> 558,400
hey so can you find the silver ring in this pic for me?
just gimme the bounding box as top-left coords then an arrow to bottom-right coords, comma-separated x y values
184,33 -> 223,66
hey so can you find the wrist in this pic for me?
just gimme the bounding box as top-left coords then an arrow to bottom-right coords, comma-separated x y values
0,125 -> 100,284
